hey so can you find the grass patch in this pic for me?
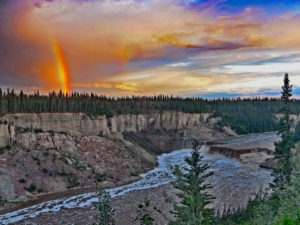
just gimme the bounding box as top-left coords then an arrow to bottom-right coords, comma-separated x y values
67,177 -> 80,189
24,184 -> 37,193
94,173 -> 106,182
32,156 -> 41,166
0,197 -> 7,207
0,145 -> 11,154
34,128 -> 43,133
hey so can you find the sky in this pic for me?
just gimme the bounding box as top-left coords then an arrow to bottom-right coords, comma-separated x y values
1,0 -> 300,97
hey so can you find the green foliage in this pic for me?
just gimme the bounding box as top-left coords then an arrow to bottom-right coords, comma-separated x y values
34,128 -> 43,133
134,199 -> 161,225
0,197 -> 7,207
93,186 -> 115,225
279,212 -> 300,225
94,173 -> 106,182
66,177 -> 80,189
281,73 -> 293,102
25,184 -> 37,193
274,73 -> 294,186
216,74 -> 299,225
0,145 -> 11,154
294,122 -> 300,142
1,88 -> 299,135
32,156 -> 41,166
73,160 -> 87,172
170,140 -> 215,225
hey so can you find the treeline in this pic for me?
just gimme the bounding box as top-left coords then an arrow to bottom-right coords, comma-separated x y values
1,88 -> 300,134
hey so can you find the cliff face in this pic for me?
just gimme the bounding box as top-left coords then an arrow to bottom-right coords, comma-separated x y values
2,112 -> 210,136
0,112 -> 230,148
0,124 -> 10,148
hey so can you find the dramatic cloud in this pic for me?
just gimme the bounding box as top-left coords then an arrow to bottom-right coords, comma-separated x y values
0,0 -> 300,96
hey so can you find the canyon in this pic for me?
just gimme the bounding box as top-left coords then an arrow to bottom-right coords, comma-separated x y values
0,112 -> 280,224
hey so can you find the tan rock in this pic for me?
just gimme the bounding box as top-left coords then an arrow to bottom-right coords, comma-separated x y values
2,112 -> 223,138
0,125 -> 10,148
0,168 -> 16,201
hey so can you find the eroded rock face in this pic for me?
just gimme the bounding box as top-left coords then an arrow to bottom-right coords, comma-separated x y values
207,132 -> 279,170
209,146 -> 273,159
0,112 -> 228,151
0,169 -> 15,201
2,112 -> 216,137
0,124 -> 10,148
0,132 -> 154,204
260,158 -> 278,169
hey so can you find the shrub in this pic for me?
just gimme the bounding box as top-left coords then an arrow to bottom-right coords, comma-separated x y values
93,186 -> 115,225
95,173 -> 106,182
0,197 -> 7,207
19,178 -> 26,184
25,184 -> 37,193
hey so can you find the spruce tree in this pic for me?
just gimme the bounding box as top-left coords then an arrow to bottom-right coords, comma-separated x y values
134,199 -> 161,225
170,140 -> 215,225
93,186 -> 115,225
274,73 -> 294,185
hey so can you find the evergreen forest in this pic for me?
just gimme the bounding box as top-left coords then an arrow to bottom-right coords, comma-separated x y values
1,88 -> 300,134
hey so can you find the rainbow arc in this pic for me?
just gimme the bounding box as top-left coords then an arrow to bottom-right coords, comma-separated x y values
52,39 -> 71,94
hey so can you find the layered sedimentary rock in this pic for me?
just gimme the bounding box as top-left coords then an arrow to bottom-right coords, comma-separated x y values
209,146 -> 273,159
0,124 -> 10,148
1,112 -> 213,136
0,112 -> 230,148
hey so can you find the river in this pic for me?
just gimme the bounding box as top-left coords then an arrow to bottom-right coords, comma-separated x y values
0,132 -> 278,225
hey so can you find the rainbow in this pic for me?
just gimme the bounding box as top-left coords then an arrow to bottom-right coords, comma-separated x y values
52,39 -> 71,94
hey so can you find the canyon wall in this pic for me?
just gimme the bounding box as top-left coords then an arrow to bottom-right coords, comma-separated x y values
0,124 -> 10,148
0,112 -> 231,148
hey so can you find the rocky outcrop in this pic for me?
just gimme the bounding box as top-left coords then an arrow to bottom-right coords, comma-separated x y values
204,132 -> 279,172
0,131 -> 155,204
0,112 -> 228,148
3,112 -> 207,136
260,158 -> 278,169
0,124 -> 10,148
209,146 -> 273,159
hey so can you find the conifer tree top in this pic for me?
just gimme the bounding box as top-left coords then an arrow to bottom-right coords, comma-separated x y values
281,73 -> 292,102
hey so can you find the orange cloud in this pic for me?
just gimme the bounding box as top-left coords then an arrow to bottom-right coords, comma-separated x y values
2,0 -> 300,95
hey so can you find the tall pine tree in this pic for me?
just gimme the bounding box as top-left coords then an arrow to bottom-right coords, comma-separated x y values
274,73 -> 294,185
170,140 -> 215,225
93,186 -> 115,225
